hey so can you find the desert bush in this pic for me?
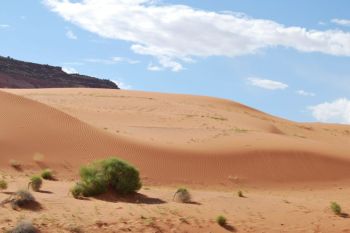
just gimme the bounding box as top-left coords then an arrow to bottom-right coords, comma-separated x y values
8,220 -> 37,233
10,190 -> 35,209
29,176 -> 42,192
41,169 -> 54,180
216,215 -> 227,226
9,160 -> 21,170
238,190 -> 244,198
73,157 -> 142,197
99,158 -> 142,194
173,188 -> 191,203
0,179 -> 8,190
331,202 -> 341,215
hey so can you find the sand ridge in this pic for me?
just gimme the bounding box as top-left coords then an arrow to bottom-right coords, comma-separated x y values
2,88 -> 350,186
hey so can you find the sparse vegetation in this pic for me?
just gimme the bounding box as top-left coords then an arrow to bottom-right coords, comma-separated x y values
331,202 -> 342,215
0,179 -> 8,190
33,153 -> 44,163
1,189 -> 36,210
9,160 -> 21,170
216,215 -> 227,226
238,190 -> 244,198
8,220 -> 37,233
29,176 -> 42,192
173,188 -> 191,203
71,157 -> 142,198
41,169 -> 54,180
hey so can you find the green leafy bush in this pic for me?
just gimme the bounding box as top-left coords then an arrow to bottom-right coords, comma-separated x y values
216,215 -> 227,226
41,169 -> 54,180
331,202 -> 341,215
72,157 -> 142,198
0,179 -> 8,190
173,188 -> 191,203
29,176 -> 42,192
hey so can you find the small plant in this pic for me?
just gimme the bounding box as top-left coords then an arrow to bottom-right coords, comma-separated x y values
9,220 -> 37,233
0,179 -> 8,190
238,190 -> 244,198
33,153 -> 45,163
70,182 -> 85,199
9,160 -> 21,170
29,176 -> 42,192
41,169 -> 54,180
2,189 -> 36,210
331,202 -> 342,215
216,215 -> 227,226
173,188 -> 191,203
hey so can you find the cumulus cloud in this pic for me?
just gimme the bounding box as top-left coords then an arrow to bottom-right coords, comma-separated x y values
331,19 -> 350,27
66,29 -> 78,40
62,67 -> 78,74
44,0 -> 350,71
248,77 -> 288,90
296,90 -> 315,97
309,98 -> 350,124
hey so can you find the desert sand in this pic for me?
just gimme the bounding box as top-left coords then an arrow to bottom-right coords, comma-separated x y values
1,88 -> 350,232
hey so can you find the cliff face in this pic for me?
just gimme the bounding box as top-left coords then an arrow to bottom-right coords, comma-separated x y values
0,56 -> 119,89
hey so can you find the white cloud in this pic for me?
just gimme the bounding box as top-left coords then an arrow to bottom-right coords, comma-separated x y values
309,98 -> 350,124
85,56 -> 139,65
44,0 -> 350,71
248,77 -> 288,90
147,63 -> 162,71
296,90 -> 315,97
66,29 -> 78,40
0,24 -> 10,29
62,67 -> 78,74
111,80 -> 132,89
331,19 -> 350,27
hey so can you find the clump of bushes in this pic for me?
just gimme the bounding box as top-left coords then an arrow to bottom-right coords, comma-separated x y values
216,215 -> 227,226
237,190 -> 244,198
173,188 -> 191,203
331,202 -> 342,215
71,157 -> 142,198
29,176 -> 42,192
41,169 -> 54,180
8,220 -> 37,233
0,179 -> 8,190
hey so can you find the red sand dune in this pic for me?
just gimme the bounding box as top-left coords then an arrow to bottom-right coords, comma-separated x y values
2,88 -> 350,186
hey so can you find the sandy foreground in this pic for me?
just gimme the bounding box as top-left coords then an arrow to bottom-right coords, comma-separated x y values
1,88 -> 350,232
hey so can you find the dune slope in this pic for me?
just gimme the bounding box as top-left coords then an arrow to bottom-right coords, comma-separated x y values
3,88 -> 350,186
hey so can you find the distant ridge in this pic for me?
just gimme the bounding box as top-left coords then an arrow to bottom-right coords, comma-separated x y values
0,56 -> 119,89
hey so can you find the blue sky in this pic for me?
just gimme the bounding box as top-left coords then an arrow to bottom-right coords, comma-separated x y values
1,0 -> 350,123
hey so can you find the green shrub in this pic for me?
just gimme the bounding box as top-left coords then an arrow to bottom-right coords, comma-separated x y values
331,202 -> 341,215
173,188 -> 191,203
99,158 -> 142,194
216,215 -> 227,226
29,176 -> 42,192
41,169 -> 54,180
73,157 -> 142,197
9,220 -> 37,233
0,179 -> 8,190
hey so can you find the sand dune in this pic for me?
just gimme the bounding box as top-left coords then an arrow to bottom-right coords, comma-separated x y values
2,88 -> 350,186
